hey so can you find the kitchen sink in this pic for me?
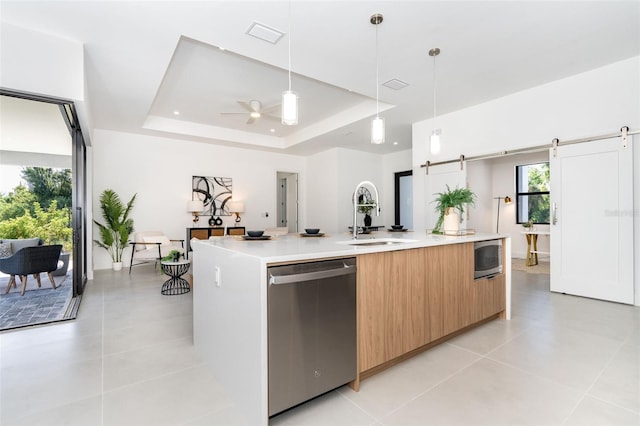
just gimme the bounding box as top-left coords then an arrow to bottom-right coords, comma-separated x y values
337,238 -> 418,247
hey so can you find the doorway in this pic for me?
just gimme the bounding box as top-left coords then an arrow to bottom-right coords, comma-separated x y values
276,172 -> 299,233
394,171 -> 413,229
0,90 -> 87,299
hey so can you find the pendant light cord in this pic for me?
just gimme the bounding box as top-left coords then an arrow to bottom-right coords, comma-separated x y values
287,1 -> 292,92
432,53 -> 436,127
375,20 -> 379,117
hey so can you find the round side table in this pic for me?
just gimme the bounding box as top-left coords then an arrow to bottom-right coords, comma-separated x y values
160,259 -> 191,295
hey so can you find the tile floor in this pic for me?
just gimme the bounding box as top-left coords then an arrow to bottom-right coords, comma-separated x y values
0,265 -> 638,425
0,272 -> 73,330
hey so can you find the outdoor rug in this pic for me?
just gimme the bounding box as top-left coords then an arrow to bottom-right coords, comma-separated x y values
511,257 -> 550,274
0,271 -> 75,331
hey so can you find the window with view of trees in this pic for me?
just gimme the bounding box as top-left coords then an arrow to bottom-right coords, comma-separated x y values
516,162 -> 550,224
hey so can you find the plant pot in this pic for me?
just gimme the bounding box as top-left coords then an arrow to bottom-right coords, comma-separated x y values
364,214 -> 372,227
112,262 -> 123,271
442,208 -> 460,233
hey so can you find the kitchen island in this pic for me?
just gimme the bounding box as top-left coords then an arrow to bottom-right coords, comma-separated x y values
192,231 -> 511,425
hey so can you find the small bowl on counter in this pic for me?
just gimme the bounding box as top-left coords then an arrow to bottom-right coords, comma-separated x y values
391,225 -> 404,230
247,230 -> 264,237
305,228 -> 320,235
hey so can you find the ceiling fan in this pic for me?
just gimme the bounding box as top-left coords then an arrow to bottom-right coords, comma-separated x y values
220,100 -> 280,124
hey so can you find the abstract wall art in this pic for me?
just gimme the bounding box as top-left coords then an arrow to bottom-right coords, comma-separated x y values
192,176 -> 233,216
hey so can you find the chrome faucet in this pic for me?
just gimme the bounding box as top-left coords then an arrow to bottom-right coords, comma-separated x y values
352,181 -> 380,239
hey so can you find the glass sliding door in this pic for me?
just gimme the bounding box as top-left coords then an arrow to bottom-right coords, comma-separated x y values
69,112 -> 87,295
0,89 -> 88,297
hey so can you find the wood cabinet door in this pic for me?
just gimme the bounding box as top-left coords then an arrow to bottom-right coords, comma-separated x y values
476,274 -> 506,318
357,252 -> 388,371
404,248 -> 428,352
358,249 -> 428,372
191,229 -> 210,240
425,245 -> 444,342
442,243 -> 475,335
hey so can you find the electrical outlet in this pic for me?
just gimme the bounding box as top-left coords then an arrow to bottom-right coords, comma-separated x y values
214,266 -> 221,287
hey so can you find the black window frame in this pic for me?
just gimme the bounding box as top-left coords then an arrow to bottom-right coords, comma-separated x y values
515,162 -> 550,225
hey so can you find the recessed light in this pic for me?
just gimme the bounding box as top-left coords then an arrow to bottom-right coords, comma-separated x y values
383,79 -> 409,90
246,22 -> 284,44
393,141 -> 398,145
173,110 -> 180,116
270,128 -> 276,133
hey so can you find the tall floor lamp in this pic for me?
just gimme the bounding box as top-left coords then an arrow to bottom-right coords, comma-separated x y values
493,196 -> 512,233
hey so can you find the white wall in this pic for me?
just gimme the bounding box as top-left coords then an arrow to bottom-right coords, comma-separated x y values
305,149 -> 339,232
305,147 -> 412,234
466,160 -> 493,233
413,56 -> 640,304
92,129 -> 306,270
0,23 -> 84,101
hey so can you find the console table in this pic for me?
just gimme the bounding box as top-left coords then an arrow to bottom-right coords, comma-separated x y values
186,227 -> 224,259
522,230 -> 550,266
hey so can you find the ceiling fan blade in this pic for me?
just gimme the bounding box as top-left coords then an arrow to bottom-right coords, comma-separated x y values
246,116 -> 256,124
237,101 -> 253,112
261,103 -> 281,114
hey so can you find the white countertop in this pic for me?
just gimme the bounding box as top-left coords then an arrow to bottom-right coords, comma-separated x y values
192,230 -> 506,264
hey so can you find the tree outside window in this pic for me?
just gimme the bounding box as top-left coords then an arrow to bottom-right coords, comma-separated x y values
516,162 -> 550,224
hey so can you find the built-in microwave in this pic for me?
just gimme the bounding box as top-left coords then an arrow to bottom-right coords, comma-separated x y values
474,239 -> 502,279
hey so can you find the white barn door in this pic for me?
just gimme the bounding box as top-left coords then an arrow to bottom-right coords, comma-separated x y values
550,137 -> 634,304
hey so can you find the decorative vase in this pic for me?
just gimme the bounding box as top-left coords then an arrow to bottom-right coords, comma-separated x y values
364,214 -> 372,227
442,208 -> 460,234
112,261 -> 123,271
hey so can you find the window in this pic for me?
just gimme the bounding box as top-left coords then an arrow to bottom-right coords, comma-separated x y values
516,162 -> 550,224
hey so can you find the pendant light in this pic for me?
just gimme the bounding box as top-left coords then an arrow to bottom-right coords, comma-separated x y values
370,13 -> 384,144
281,2 -> 298,125
429,47 -> 441,154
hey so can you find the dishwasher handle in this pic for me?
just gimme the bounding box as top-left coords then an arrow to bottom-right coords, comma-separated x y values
269,264 -> 356,285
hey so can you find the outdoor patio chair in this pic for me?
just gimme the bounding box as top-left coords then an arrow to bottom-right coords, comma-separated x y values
0,245 -> 62,296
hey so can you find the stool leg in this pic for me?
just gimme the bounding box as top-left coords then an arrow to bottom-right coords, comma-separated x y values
35,273 -> 42,287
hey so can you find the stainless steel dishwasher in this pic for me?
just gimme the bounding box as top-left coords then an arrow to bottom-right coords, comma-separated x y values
267,257 -> 357,417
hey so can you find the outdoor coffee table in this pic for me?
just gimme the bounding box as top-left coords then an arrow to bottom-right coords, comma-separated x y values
160,259 -> 191,295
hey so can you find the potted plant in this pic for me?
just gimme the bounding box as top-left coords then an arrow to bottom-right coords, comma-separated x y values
432,185 -> 477,234
93,189 -> 136,271
522,220 -> 534,231
161,249 -> 182,262
357,194 -> 377,227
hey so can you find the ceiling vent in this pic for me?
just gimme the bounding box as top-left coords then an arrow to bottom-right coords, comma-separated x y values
383,79 -> 408,90
246,22 -> 284,44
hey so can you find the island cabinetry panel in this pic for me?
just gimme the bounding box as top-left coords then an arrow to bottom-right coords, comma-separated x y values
357,242 -> 505,378
357,249 -> 429,372
442,243 -> 477,335
357,250 -> 425,371
476,273 -> 506,318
